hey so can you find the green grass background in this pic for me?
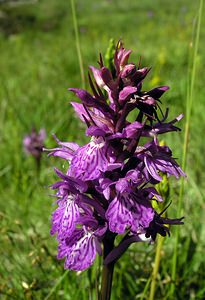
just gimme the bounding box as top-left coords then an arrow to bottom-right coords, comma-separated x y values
0,0 -> 205,299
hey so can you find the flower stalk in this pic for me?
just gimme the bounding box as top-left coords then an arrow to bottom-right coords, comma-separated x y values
100,234 -> 115,300
101,262 -> 115,300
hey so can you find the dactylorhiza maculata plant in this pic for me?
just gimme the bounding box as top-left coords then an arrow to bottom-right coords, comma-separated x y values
24,127 -> 46,172
46,42 -> 185,299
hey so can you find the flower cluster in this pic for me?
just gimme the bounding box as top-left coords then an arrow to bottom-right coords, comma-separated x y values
23,127 -> 46,160
47,42 -> 184,271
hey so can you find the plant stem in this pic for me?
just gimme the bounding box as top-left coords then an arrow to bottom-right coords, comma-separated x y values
100,234 -> 115,300
170,0 -> 203,297
149,236 -> 164,300
140,277 -> 151,300
35,156 -> 41,178
44,270 -> 69,300
101,262 -> 115,300
70,0 -> 85,89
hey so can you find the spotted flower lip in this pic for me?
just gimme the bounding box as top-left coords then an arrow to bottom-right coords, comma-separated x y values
105,178 -> 155,234
50,168 -> 89,240
57,228 -> 98,271
68,136 -> 121,181
50,194 -> 80,239
46,41 -> 185,271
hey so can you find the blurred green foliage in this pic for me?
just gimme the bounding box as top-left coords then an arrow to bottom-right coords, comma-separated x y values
0,0 -> 205,299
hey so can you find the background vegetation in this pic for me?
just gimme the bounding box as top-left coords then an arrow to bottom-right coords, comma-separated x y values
0,0 -> 204,299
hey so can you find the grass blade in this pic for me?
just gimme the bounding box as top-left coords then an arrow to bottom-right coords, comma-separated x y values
170,0 -> 204,297
70,0 -> 85,89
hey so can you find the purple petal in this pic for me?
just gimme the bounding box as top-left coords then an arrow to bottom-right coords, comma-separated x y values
105,194 -> 154,234
144,156 -> 162,181
86,126 -> 106,137
53,168 -> 88,193
135,67 -> 151,83
122,121 -> 143,139
107,162 -> 122,171
71,102 -> 113,133
105,196 -> 128,234
57,230 -> 97,271
100,67 -> 116,90
51,196 -> 80,239
121,64 -> 136,79
147,86 -> 169,99
44,137 -> 79,161
70,88 -> 114,117
119,86 -> 137,103
39,128 -> 46,141
57,228 -> 84,259
71,102 -> 88,122
114,44 -> 132,73
125,169 -> 144,185
97,178 -> 114,200
69,88 -> 96,106
89,66 -> 105,88
46,148 -> 74,161
94,224 -> 108,237
143,187 -> 163,202
81,194 -> 106,218
57,141 -> 79,152
69,137 -> 117,181
115,178 -> 130,193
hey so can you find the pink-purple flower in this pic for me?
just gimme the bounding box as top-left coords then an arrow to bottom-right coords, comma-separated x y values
23,127 -> 46,159
46,42 -> 184,271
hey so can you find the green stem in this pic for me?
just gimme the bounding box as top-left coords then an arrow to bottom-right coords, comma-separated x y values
170,0 -> 203,297
140,277 -> 151,300
70,0 -> 85,89
44,270 -> 69,300
149,236 -> 164,300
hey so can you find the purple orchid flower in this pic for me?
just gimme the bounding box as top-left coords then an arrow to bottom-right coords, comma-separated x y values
50,168 -> 88,239
23,127 -> 46,172
136,139 -> 185,182
23,127 -> 46,159
57,227 -> 101,271
68,136 -> 121,181
46,42 -> 184,273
